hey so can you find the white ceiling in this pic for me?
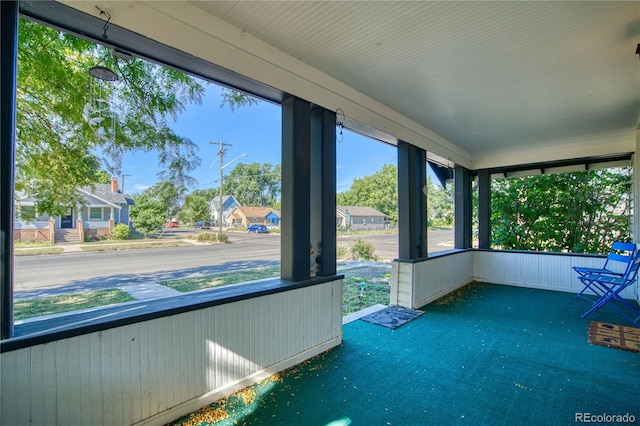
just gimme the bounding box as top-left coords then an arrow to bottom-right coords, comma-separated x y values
60,1 -> 639,169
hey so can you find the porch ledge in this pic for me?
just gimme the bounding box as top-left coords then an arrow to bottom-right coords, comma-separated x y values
394,248 -> 606,264
0,274 -> 343,353
394,248 -> 468,263
473,248 -> 606,258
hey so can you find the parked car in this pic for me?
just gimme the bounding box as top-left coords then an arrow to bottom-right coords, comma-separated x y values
247,224 -> 268,233
194,221 -> 211,229
165,220 -> 179,228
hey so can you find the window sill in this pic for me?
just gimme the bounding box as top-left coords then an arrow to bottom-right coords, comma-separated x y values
1,274 -> 343,353
394,248 -> 606,264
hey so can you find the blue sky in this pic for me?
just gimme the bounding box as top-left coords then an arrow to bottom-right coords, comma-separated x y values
120,83 -> 397,195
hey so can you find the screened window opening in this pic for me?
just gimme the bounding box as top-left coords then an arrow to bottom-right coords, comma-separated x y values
490,167 -> 632,254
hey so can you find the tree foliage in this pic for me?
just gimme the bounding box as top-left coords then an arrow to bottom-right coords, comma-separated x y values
179,194 -> 210,224
190,188 -> 218,202
16,19 -> 204,216
129,193 -> 166,236
491,168 -> 631,254
222,163 -> 281,207
427,176 -> 454,227
145,181 -> 183,219
337,164 -> 399,224
220,88 -> 259,111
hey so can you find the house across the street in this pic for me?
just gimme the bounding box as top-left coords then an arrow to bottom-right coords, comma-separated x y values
336,205 -> 388,230
265,210 -> 281,228
209,195 -> 241,227
227,206 -> 280,228
14,178 -> 133,243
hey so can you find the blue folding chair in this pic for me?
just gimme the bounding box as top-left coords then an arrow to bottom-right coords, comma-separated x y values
578,249 -> 640,327
573,242 -> 636,302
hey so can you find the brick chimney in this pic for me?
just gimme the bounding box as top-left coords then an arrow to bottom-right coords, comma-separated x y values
111,177 -> 119,193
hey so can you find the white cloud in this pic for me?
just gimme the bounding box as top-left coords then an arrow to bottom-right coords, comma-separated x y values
131,183 -> 150,193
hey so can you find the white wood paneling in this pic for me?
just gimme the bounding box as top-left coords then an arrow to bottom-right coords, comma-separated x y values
390,261 -> 414,307
1,279 -> 343,426
393,251 -> 636,312
412,252 -> 474,308
473,251 -> 636,299
392,252 -> 474,309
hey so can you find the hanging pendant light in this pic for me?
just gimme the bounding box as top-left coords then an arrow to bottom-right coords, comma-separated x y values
83,5 -> 126,177
89,65 -> 118,81
89,7 -> 119,81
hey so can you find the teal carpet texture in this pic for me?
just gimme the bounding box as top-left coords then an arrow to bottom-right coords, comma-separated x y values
172,283 -> 640,426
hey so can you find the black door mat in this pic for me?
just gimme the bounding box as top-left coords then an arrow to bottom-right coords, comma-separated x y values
359,305 -> 424,329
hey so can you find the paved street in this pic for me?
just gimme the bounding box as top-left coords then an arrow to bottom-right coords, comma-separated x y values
339,228 -> 454,259
14,229 -> 453,300
14,232 -> 281,299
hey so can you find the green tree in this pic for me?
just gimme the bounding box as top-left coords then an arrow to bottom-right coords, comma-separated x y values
129,193 -> 166,236
427,176 -> 454,227
16,18 -> 204,216
223,163 -> 281,207
146,181 -> 183,219
337,164 -> 398,224
220,88 -> 259,111
191,188 -> 218,202
93,170 -> 113,185
491,168 -> 631,254
179,194 -> 210,224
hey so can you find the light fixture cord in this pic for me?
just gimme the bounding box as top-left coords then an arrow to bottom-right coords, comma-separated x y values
336,108 -> 345,143
95,6 -> 112,39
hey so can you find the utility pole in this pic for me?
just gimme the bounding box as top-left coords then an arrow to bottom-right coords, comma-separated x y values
120,173 -> 130,194
210,140 -> 232,236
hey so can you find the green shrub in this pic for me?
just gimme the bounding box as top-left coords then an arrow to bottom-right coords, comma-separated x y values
336,242 -> 350,259
351,238 -> 377,260
110,224 -> 131,240
196,233 -> 217,242
195,232 -> 229,243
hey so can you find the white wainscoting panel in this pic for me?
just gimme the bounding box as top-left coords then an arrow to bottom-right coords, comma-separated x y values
392,251 -> 636,314
473,251 -> 635,298
1,279 -> 343,426
412,251 -> 474,308
390,261 -> 413,307
392,252 -> 474,310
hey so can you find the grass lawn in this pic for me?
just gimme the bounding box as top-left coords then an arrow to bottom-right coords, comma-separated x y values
16,265 -> 391,320
14,289 -> 134,320
161,265 -> 282,292
342,270 -> 390,315
14,247 -> 65,256
160,264 -> 391,316
14,240 -> 55,248
14,241 -> 64,256
337,228 -> 397,237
